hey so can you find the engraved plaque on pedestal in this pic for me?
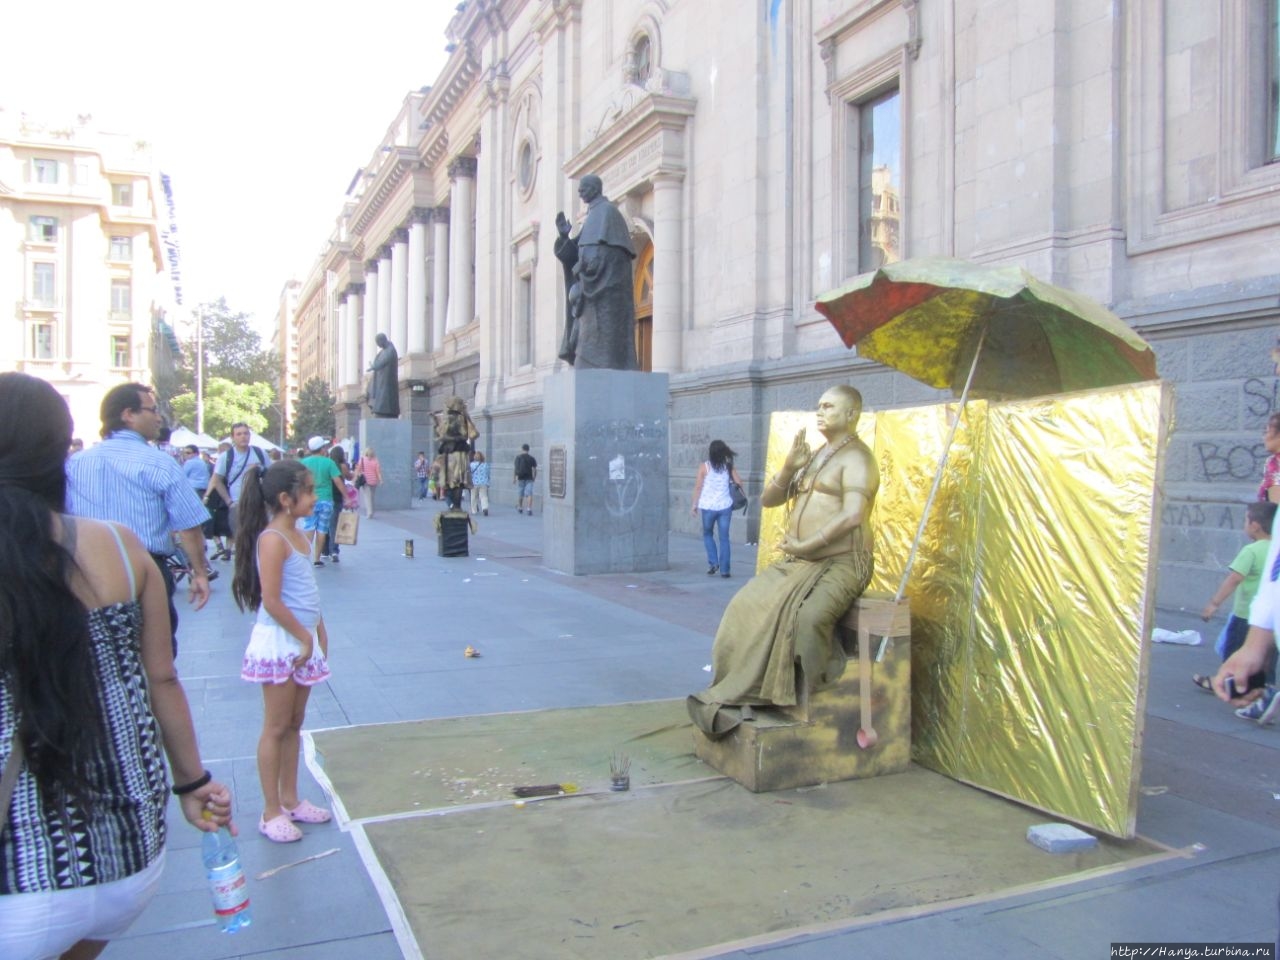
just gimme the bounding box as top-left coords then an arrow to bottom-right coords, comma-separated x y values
549,445 -> 567,499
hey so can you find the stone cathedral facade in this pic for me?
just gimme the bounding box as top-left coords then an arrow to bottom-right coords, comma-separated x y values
290,0 -> 1280,626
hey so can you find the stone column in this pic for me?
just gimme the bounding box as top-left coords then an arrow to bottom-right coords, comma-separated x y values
336,298 -> 350,388
362,263 -> 379,372
345,285 -> 364,384
408,211 -> 430,354
431,208 -> 450,349
651,174 -> 685,373
377,247 -> 393,341
446,156 -> 477,331
390,229 -> 409,352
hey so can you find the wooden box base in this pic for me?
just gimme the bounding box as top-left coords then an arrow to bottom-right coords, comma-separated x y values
693,595 -> 911,792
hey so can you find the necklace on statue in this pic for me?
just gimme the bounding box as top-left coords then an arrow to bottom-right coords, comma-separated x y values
793,434 -> 854,492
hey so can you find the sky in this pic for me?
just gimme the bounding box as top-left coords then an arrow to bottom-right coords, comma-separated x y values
2,0 -> 455,336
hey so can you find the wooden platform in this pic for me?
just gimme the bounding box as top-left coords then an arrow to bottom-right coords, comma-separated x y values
693,594 -> 912,792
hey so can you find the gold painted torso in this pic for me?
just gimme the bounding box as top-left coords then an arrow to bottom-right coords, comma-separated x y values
788,438 -> 875,559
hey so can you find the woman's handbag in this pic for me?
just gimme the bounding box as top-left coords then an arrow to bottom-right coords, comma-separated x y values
355,473 -> 367,488
730,481 -> 748,512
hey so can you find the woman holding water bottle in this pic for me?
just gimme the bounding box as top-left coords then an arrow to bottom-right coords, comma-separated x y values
0,373 -> 235,959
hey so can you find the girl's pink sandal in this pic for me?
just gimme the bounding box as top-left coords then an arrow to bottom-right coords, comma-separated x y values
284,800 -> 332,824
259,814 -> 303,843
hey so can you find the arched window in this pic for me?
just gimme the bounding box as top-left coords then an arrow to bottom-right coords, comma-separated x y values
633,34 -> 652,85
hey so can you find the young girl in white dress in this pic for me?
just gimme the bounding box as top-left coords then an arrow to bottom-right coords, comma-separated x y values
231,461 -> 332,843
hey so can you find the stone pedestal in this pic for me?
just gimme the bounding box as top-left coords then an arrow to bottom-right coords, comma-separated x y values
360,418 -> 413,511
693,595 -> 912,792
543,369 -> 669,575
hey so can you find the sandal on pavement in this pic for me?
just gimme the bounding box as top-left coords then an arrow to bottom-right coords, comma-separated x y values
1191,674 -> 1214,692
259,814 -> 303,843
284,799 -> 332,824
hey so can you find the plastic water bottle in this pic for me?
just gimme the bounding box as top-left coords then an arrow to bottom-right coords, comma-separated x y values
202,827 -> 252,932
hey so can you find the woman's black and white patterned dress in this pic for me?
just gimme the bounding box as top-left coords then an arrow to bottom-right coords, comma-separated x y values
0,600 -> 168,892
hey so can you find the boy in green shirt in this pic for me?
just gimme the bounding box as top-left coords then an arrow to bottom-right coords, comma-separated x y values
1196,500 -> 1277,692
301,437 -> 344,565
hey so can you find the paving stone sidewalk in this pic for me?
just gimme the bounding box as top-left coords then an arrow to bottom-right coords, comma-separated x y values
104,503 -> 1280,959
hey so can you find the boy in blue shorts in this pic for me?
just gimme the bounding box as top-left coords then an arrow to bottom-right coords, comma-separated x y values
1197,501 -> 1276,697
300,437 -> 343,566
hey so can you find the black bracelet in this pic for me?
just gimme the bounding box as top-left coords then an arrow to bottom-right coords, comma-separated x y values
172,769 -> 212,796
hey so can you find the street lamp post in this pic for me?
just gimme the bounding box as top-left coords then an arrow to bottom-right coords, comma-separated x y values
268,403 -> 286,449
195,307 -> 204,434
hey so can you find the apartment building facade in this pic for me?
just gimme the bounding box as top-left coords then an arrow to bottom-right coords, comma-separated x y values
0,110 -> 165,441
272,278 -> 301,430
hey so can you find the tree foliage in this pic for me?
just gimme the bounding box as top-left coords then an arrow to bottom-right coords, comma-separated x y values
193,298 -> 279,387
169,378 -> 274,440
291,378 -> 336,448
154,298 -> 282,437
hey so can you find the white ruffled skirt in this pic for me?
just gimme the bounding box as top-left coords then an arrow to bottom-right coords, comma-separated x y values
241,622 -> 330,686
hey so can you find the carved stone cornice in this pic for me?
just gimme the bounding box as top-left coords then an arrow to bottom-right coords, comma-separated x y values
566,91 -> 696,193
417,43 -> 481,141
448,156 -> 478,180
484,61 -> 511,105
510,219 -> 540,255
420,127 -> 451,173
349,147 -> 418,237
450,0 -> 509,46
540,0 -> 583,39
902,0 -> 922,59
819,38 -> 837,103
814,0 -> 919,59
585,70 -> 692,143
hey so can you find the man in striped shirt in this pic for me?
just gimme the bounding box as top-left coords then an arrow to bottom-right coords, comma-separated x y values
66,383 -> 211,657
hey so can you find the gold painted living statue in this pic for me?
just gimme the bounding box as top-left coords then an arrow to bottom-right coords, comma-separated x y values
688,385 -> 880,738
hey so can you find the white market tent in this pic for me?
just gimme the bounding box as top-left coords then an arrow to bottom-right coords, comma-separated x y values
169,426 -> 218,449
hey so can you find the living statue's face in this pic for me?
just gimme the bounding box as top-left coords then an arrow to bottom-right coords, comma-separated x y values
815,390 -> 858,437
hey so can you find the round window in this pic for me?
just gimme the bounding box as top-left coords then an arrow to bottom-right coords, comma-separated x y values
518,141 -> 535,192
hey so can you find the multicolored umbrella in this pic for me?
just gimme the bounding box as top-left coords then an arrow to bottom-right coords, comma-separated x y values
814,257 -> 1159,600
814,257 -> 1157,398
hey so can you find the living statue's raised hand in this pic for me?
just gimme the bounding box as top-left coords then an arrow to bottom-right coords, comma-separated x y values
783,429 -> 811,473
555,211 -> 570,237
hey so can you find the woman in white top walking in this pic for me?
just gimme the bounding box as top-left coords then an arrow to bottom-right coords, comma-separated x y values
690,440 -> 744,578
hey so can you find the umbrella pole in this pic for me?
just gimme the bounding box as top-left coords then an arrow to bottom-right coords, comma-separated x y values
893,324 -> 988,603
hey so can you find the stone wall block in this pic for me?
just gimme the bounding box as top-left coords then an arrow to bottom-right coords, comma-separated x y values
1150,338 -> 1190,381
1190,328 -> 1278,381
1162,438 -> 1188,484
1173,384 -> 1240,433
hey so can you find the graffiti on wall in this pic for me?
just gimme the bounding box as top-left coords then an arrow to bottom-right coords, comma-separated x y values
1191,378 -> 1275,483
1161,503 -> 1242,529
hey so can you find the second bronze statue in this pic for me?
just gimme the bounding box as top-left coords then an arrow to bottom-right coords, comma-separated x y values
553,174 -> 639,371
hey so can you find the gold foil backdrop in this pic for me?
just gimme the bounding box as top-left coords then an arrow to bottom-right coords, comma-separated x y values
757,382 -> 1170,837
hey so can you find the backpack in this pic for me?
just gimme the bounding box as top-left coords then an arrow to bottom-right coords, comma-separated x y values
219,446 -> 268,493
